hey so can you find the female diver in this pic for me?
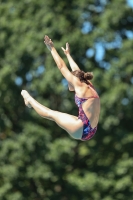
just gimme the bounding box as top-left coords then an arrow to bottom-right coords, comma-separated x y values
21,35 -> 100,141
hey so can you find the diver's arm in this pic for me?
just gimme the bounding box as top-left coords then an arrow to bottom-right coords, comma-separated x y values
61,43 -> 80,71
44,35 -> 77,85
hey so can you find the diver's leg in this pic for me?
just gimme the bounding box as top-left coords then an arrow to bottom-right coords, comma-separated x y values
21,90 -> 83,139
21,90 -> 53,121
48,110 -> 83,139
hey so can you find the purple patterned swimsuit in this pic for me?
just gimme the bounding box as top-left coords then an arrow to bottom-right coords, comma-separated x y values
75,94 -> 98,141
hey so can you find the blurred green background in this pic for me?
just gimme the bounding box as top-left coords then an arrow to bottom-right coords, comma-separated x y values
0,0 -> 133,199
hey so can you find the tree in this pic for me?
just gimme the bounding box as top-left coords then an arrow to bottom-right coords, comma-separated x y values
0,0 -> 133,199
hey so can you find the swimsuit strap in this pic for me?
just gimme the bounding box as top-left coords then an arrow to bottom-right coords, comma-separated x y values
88,84 -> 99,99
75,84 -> 99,107
75,94 -> 99,101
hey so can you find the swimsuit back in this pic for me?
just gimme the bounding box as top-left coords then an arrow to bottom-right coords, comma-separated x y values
74,84 -> 99,141
75,83 -> 99,107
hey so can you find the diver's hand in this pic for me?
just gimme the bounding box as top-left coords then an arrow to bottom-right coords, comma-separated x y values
44,35 -> 54,51
61,43 -> 70,55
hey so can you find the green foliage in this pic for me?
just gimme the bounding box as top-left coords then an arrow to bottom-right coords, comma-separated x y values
0,0 -> 133,199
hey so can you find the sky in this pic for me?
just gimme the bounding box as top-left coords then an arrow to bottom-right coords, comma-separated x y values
127,0 -> 133,8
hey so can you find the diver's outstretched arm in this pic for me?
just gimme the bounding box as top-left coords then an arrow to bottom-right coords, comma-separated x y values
44,35 -> 66,70
61,43 -> 80,71
44,35 -> 77,86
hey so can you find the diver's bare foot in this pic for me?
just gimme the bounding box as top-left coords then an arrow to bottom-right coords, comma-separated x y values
21,90 -> 32,108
